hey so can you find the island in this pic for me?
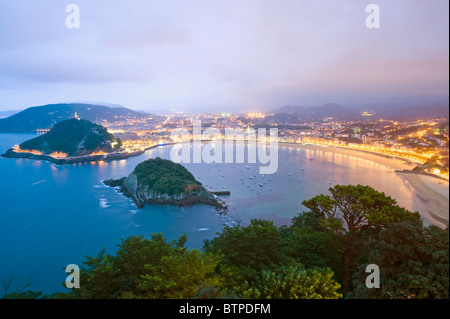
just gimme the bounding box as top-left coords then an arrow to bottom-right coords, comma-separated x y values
104,157 -> 228,213
1,118 -> 145,164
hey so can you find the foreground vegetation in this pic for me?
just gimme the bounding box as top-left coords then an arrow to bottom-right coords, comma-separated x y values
2,185 -> 448,299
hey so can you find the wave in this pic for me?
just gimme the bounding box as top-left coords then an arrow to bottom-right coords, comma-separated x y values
94,181 -> 110,188
99,198 -> 110,208
32,180 -> 46,186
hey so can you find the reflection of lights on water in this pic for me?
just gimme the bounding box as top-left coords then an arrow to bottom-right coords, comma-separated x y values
31,160 -> 42,168
98,161 -> 107,168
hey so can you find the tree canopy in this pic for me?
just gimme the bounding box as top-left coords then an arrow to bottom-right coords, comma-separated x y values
203,219 -> 290,283
66,233 -> 222,299
349,220 -> 449,299
240,265 -> 342,299
19,118 -> 121,156
133,157 -> 202,196
302,184 -> 421,293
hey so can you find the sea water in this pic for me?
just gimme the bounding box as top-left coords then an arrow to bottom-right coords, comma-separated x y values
0,134 -> 425,295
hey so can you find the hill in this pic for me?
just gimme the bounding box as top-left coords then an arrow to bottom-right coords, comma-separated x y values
132,157 -> 202,196
0,103 -> 149,133
18,118 -> 122,157
379,103 -> 449,120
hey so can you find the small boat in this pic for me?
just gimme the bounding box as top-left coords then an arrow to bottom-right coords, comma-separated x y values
259,183 -> 263,187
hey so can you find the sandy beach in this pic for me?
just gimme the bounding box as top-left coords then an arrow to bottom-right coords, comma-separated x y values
280,143 -> 449,228
397,173 -> 449,228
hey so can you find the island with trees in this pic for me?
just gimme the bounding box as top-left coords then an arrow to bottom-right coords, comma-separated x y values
104,157 -> 228,213
1,118 -> 145,164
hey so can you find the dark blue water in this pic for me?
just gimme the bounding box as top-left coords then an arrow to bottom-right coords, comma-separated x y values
0,134 -> 421,295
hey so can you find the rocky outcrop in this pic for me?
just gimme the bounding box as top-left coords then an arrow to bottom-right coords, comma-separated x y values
104,172 -> 228,213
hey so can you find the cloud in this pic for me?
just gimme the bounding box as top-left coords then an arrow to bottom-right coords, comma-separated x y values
0,0 -> 448,110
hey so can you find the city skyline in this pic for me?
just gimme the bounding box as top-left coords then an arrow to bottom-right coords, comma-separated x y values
0,0 -> 448,112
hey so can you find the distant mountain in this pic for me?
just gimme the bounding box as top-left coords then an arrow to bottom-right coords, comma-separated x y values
379,104 -> 449,120
0,103 -> 149,133
0,110 -> 22,119
18,118 -> 122,157
271,103 -> 360,120
264,113 -> 305,125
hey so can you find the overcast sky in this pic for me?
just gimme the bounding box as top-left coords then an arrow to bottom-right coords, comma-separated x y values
0,0 -> 448,113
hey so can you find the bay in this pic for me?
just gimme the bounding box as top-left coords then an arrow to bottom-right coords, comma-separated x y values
0,133 -> 425,295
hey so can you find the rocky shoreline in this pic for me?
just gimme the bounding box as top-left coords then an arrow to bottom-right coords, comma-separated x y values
103,176 -> 228,214
1,148 -> 145,164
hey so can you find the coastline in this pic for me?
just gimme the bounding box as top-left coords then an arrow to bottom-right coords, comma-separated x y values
104,176 -> 228,213
280,142 -> 415,171
3,139 -> 448,227
1,148 -> 145,164
0,142 -> 175,165
279,142 -> 449,228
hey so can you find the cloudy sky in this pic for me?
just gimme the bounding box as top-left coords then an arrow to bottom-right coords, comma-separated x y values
0,0 -> 448,113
